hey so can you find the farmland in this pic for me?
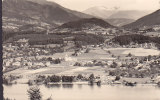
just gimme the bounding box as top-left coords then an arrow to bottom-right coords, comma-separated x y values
3,44 -> 160,85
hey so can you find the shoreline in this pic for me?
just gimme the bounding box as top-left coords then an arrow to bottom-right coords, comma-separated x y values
4,81 -> 159,87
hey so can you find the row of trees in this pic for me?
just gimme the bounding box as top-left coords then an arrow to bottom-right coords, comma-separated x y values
42,75 -> 75,83
2,30 -> 46,42
3,30 -> 105,46
74,34 -> 104,46
34,74 -> 98,84
112,34 -> 160,48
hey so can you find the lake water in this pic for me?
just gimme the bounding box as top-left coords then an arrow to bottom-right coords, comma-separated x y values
3,84 -> 160,100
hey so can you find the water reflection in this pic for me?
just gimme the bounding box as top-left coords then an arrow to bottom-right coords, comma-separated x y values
4,84 -> 160,100
88,84 -> 95,89
97,84 -> 101,88
77,84 -> 82,89
155,85 -> 160,89
3,83 -> 13,87
62,84 -> 73,88
88,84 -> 102,89
45,84 -> 61,88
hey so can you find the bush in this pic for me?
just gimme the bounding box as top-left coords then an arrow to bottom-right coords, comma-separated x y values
47,57 -> 52,61
74,62 -> 82,66
27,87 -> 42,100
109,71 -> 116,76
110,62 -> 118,68
49,75 -> 61,82
126,53 -> 132,57
107,50 -> 111,54
51,58 -> 61,64
112,54 -> 116,57
27,80 -> 34,86
77,74 -> 83,80
62,76 -> 74,82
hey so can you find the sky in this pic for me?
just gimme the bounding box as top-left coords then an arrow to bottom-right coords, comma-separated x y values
47,0 -> 160,11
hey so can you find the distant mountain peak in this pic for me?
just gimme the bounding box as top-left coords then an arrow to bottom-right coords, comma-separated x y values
90,6 -> 108,10
108,10 -> 152,20
85,6 -> 118,11
83,6 -> 118,19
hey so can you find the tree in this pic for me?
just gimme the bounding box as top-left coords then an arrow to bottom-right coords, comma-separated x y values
117,56 -> 120,60
27,87 -> 42,100
88,74 -> 95,85
62,76 -> 74,82
110,62 -> 118,68
50,75 -> 61,82
54,58 -> 61,64
77,74 -> 83,80
115,76 -> 120,81
75,41 -> 82,48
89,74 -> 95,80
127,53 -> 132,57
148,55 -> 152,61
47,57 -> 52,61
112,54 -> 116,57
107,50 -> 111,54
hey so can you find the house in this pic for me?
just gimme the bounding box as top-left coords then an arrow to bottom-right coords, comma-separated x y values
12,61 -> 21,66
15,38 -> 29,48
63,36 -> 75,44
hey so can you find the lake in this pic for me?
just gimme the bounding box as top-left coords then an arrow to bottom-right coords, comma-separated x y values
3,84 -> 160,100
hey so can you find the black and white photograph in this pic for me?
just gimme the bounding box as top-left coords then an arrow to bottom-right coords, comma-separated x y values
2,0 -> 160,100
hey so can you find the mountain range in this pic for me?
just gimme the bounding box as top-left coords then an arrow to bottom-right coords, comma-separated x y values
107,10 -> 152,20
2,0 -> 160,32
2,0 -> 92,31
83,6 -> 152,20
83,6 -> 152,26
83,6 -> 118,19
105,18 -> 135,27
52,18 -> 115,33
59,18 -> 114,29
123,9 -> 160,29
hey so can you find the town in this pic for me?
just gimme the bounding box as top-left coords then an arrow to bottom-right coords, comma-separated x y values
3,34 -> 160,87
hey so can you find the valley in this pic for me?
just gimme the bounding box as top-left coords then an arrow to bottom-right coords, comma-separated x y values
2,0 -> 160,100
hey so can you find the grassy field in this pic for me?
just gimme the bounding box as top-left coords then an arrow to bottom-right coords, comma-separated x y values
122,48 -> 160,56
105,48 -> 160,57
